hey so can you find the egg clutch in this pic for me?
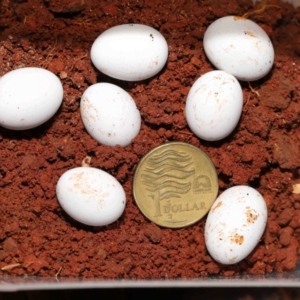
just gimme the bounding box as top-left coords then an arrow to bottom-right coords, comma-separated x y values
0,17 -> 273,265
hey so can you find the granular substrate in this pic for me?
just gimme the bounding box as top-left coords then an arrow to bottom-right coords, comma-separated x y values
0,0 -> 300,279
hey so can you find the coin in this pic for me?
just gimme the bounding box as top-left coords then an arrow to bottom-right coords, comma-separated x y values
133,142 -> 219,228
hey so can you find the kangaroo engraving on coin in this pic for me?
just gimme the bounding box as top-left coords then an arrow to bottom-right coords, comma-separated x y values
133,142 -> 218,228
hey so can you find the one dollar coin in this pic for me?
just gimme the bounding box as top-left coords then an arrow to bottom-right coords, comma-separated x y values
133,142 -> 218,228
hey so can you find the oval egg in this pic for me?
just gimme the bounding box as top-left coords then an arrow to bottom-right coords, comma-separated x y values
203,16 -> 274,81
185,70 -> 243,141
0,67 -> 63,130
80,83 -> 141,147
204,186 -> 268,265
56,167 -> 126,226
91,24 -> 168,81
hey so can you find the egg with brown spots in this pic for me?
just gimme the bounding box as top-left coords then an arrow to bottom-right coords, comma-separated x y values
185,70 -> 243,141
56,167 -> 126,226
80,83 -> 141,147
204,186 -> 267,265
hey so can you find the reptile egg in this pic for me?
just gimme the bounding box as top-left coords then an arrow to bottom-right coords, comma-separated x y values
0,67 -> 63,130
91,24 -> 168,81
80,83 -> 141,147
203,16 -> 274,81
185,70 -> 243,141
56,167 -> 126,226
205,186 -> 267,265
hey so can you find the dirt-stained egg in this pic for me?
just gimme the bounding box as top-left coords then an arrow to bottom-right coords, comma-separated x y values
91,24 -> 168,81
0,67 -> 63,130
203,16 -> 274,81
204,186 -> 267,265
185,70 -> 243,141
80,83 -> 141,147
56,167 -> 126,226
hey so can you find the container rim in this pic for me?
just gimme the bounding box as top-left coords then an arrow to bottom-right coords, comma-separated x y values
1,262 -> 300,291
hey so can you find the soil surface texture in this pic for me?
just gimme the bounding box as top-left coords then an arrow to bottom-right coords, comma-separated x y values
0,0 -> 300,279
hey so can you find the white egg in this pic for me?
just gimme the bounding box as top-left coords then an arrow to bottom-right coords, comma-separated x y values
203,16 -> 274,81
91,24 -> 168,81
204,186 -> 268,265
185,70 -> 243,141
0,67 -> 63,130
56,167 -> 126,226
80,83 -> 141,147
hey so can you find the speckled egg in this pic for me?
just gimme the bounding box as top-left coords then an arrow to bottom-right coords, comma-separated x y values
185,70 -> 243,141
56,167 -> 126,226
80,82 -> 141,147
204,186 -> 267,265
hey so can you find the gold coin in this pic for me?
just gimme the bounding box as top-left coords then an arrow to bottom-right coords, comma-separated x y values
133,142 -> 219,228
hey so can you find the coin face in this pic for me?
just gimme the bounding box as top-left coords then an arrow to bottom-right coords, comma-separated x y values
133,142 -> 219,228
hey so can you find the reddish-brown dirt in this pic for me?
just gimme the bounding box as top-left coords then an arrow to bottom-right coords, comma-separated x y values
0,0 -> 300,279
